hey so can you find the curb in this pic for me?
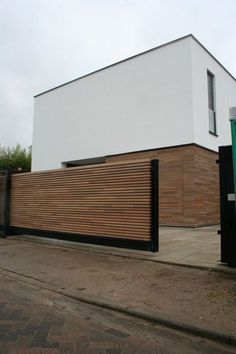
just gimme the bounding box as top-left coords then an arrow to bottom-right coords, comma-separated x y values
59,292 -> 236,347
1,266 -> 236,347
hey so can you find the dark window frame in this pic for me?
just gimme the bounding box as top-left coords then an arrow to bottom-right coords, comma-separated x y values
62,156 -> 105,168
207,70 -> 218,136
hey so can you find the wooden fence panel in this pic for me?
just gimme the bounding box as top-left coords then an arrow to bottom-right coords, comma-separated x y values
10,161 -> 152,242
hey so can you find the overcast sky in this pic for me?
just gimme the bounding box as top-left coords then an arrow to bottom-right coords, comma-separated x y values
1,0 -> 236,147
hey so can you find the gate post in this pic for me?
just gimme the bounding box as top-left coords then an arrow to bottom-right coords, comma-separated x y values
151,159 -> 159,252
3,169 -> 12,237
219,146 -> 236,267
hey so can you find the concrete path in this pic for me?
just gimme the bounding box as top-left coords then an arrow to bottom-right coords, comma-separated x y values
0,232 -> 236,346
16,225 -> 231,274
158,225 -> 222,269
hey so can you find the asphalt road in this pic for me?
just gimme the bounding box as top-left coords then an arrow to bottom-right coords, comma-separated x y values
0,271 -> 235,354
0,236 -> 235,337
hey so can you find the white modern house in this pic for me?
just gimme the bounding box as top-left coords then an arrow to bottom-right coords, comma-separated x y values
32,34 -> 236,227
32,34 -> 236,171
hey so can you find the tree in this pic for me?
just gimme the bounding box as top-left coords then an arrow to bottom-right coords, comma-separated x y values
0,144 -> 32,172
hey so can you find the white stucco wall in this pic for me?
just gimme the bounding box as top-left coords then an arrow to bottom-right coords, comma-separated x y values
191,40 -> 236,151
32,37 -> 194,171
32,35 -> 236,172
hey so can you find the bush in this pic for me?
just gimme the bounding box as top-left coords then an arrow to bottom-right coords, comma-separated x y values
0,144 -> 32,172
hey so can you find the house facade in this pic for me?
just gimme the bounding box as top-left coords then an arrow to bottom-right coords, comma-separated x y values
32,34 -> 236,227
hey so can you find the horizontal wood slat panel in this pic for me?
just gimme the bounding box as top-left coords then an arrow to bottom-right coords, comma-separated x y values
10,161 -> 152,240
106,145 -> 219,227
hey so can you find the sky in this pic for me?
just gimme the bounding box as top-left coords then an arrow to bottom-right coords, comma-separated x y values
1,0 -> 236,147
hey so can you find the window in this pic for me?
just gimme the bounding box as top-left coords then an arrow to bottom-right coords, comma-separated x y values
62,156 -> 105,168
207,71 -> 217,135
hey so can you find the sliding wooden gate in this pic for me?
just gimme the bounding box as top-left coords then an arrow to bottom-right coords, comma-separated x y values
0,160 -> 159,251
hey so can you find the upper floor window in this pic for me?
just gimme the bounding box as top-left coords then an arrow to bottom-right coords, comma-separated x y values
207,71 -> 217,135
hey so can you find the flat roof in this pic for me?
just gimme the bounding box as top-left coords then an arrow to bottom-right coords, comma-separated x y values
34,34 -> 236,98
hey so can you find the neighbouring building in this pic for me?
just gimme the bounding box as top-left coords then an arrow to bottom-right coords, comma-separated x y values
32,34 -> 236,227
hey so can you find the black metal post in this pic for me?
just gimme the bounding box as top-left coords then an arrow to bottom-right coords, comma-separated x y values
219,146 -> 236,267
3,169 -> 12,237
151,159 -> 159,252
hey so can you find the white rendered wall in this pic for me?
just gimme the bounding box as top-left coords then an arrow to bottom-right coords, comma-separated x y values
32,37 -> 194,171
191,40 -> 236,151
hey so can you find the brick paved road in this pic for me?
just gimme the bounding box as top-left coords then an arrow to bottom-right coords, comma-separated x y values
0,272 -> 235,354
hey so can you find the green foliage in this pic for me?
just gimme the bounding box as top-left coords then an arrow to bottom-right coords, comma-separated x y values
0,144 -> 32,172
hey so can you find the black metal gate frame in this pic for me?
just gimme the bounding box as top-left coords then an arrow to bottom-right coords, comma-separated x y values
218,146 -> 236,267
0,169 -> 11,238
1,160 -> 159,252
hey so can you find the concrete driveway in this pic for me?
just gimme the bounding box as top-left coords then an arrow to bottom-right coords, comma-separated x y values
3,224 -> 227,272
158,225 -> 221,269
28,225 -> 222,272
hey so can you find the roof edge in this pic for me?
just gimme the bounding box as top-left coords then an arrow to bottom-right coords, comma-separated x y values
34,34 -> 192,98
190,34 -> 236,82
34,34 -> 236,98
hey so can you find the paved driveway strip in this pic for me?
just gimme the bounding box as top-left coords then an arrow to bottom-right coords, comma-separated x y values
0,233 -> 236,344
1,273 -> 236,354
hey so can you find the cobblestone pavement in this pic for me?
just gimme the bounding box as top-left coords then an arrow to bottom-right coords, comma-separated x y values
0,273 -> 236,354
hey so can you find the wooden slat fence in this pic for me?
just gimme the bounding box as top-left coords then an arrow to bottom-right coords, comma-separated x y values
8,160 -> 158,251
